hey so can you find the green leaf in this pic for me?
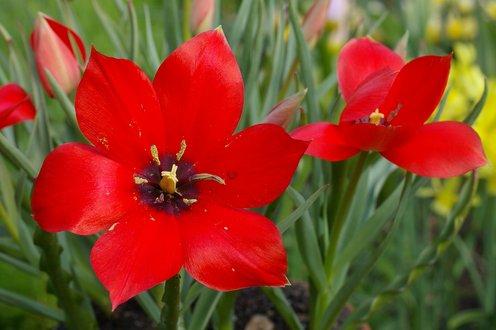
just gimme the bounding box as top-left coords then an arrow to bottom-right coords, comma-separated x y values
262,287 -> 304,330
228,0 -> 255,48
288,0 -> 319,122
135,291 -> 160,323
0,288 -> 64,321
144,5 -> 161,70
286,187 -> 328,292
279,185 -> 328,234
464,78 -> 488,125
127,0 -> 139,62
92,0 -> 126,56
187,287 -> 222,330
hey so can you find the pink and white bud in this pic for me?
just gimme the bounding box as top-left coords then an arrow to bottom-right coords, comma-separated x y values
0,83 -> 36,129
30,13 -> 86,97
262,89 -> 307,129
190,0 -> 216,35
302,0 -> 331,46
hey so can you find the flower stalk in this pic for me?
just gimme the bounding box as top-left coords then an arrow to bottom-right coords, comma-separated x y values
159,274 -> 181,330
33,228 -> 96,330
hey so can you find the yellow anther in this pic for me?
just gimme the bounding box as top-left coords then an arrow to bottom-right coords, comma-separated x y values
369,109 -> 384,125
160,164 -> 179,194
182,198 -> 197,206
134,176 -> 148,185
176,139 -> 187,161
150,145 -> 161,165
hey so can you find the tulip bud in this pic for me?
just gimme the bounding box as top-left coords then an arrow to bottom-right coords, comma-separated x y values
262,89 -> 307,129
30,13 -> 86,97
0,83 -> 36,130
190,0 -> 215,35
302,0 -> 331,46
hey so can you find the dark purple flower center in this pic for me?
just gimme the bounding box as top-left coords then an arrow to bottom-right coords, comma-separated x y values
134,154 -> 199,216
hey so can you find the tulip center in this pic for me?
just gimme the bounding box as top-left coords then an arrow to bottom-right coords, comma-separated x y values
133,141 -> 224,215
369,109 -> 384,125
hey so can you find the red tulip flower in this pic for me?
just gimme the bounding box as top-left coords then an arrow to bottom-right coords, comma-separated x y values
0,83 -> 36,129
292,37 -> 486,178
30,13 -> 86,97
31,30 -> 307,310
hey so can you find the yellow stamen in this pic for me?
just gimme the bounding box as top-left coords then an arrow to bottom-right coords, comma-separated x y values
150,145 -> 161,165
369,109 -> 384,125
134,176 -> 148,185
160,164 -> 179,194
176,139 -> 187,161
183,198 -> 197,206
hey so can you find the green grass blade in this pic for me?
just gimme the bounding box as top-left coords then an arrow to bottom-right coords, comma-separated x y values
0,288 -> 64,321
262,287 -> 304,330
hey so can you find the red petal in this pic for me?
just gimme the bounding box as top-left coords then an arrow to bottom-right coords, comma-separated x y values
91,208 -> 182,310
383,55 -> 452,126
291,122 -> 359,161
340,123 -> 414,152
0,83 -> 36,129
198,124 -> 308,208
31,143 -> 137,235
339,68 -> 397,123
76,48 -> 166,170
381,121 -> 487,178
337,37 -> 404,101
178,202 -> 287,291
153,29 -> 243,162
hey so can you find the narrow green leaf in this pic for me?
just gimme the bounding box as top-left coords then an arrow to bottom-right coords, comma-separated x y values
287,187 -> 328,292
288,0 -> 319,122
127,0 -> 139,62
144,5 -> 161,70
464,78 -> 488,125
0,251 -> 40,276
44,70 -> 80,134
278,185 -> 328,233
447,309 -> 487,329
135,291 -> 160,323
0,133 -> 37,179
0,288 -> 64,321
261,11 -> 287,114
92,0 -> 126,56
188,288 -> 222,330
228,0 -> 255,47
262,287 -> 304,330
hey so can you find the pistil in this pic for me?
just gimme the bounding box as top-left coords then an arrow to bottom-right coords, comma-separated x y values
369,109 -> 384,125
160,164 -> 179,194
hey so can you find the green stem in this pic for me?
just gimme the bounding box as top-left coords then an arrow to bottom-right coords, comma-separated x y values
324,152 -> 368,282
159,274 -> 181,330
182,0 -> 192,40
34,229 -> 96,330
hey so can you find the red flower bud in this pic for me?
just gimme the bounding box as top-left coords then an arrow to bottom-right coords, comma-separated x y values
30,13 -> 86,97
262,89 -> 307,129
190,0 -> 216,35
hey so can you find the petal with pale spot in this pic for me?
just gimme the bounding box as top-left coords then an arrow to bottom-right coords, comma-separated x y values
198,124 -> 308,209
76,48 -> 166,171
178,202 -> 287,291
31,143 -> 136,235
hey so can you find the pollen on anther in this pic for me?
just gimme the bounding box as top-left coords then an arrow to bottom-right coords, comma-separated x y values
223,226 -> 229,230
134,176 -> 148,184
231,267 -> 236,272
150,145 -> 161,165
